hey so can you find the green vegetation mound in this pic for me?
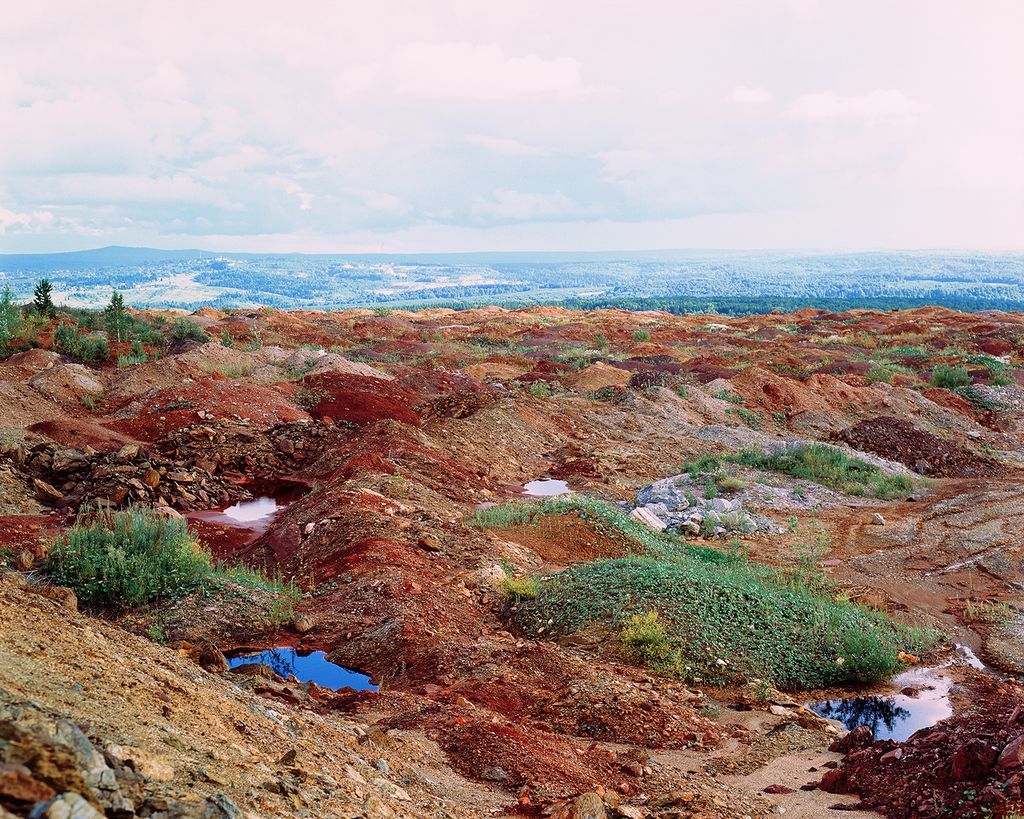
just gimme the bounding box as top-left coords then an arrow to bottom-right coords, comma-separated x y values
508,555 -> 935,690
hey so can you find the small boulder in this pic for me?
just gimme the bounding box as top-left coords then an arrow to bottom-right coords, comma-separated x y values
998,735 -> 1024,770
870,512 -> 886,526
830,725 -> 874,753
552,792 -> 607,819
292,613 -> 315,634
629,506 -> 667,531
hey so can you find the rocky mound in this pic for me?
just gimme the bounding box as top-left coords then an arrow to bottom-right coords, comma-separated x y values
0,438 -> 244,511
837,416 -> 1001,477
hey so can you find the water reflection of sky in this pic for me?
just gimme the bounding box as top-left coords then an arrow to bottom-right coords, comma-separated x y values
228,647 -> 377,691
523,479 -> 571,497
810,666 -> 953,741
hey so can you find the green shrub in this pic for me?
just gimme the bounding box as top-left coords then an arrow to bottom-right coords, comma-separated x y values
78,334 -> 109,362
930,363 -> 971,389
500,576 -> 540,601
53,323 -> 109,362
0,286 -> 22,356
53,322 -> 81,355
527,380 -> 552,397
171,318 -> 208,343
716,475 -> 747,493
46,507 -> 213,609
220,328 -> 234,348
117,339 -> 148,367
621,611 -> 680,673
632,329 -> 651,343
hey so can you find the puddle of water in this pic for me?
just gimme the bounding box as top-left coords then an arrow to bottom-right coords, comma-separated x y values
228,647 -> 378,691
954,643 -> 988,671
809,665 -> 953,742
190,481 -> 308,534
191,496 -> 283,533
523,479 -> 571,497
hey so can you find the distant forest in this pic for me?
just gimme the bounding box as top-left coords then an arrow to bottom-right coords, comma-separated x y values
1,246 -> 1023,315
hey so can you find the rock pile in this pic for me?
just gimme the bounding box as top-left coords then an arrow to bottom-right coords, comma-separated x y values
158,419 -> 331,478
634,475 -> 780,537
0,438 -> 244,511
838,416 -> 1001,478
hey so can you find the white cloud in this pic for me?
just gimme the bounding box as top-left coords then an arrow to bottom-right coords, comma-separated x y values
391,43 -> 582,99
466,135 -> 552,156
787,89 -> 930,123
0,1 -> 1020,251
730,85 -> 773,104
473,189 -> 578,222
0,206 -> 56,235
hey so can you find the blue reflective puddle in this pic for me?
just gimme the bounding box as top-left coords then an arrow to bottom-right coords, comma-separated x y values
809,665 -> 952,742
228,647 -> 378,691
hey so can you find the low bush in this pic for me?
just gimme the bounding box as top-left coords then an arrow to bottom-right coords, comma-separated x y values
621,611 -> 680,673
46,506 -> 295,612
171,318 -> 208,343
46,507 -> 212,609
54,323 -> 109,363
500,576 -> 541,602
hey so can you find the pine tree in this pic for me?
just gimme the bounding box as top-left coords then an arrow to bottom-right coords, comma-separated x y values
33,279 -> 55,317
104,291 -> 129,343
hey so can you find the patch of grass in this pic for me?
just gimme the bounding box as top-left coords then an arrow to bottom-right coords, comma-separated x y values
864,363 -> 894,384
292,386 -> 324,411
716,475 -> 747,493
198,361 -> 253,378
725,444 -> 913,499
728,406 -> 762,429
963,599 -> 1014,624
509,556 -> 937,689
712,389 -> 744,404
79,393 -> 100,411
930,363 -> 971,389
632,329 -> 651,343
500,576 -> 540,602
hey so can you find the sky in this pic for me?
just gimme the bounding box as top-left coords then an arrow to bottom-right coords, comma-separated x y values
0,1 -> 1022,254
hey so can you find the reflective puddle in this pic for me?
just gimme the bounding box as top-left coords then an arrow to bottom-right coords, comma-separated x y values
190,481 -> 307,534
809,665 -> 953,742
191,497 -> 282,532
228,647 -> 378,691
522,479 -> 571,497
